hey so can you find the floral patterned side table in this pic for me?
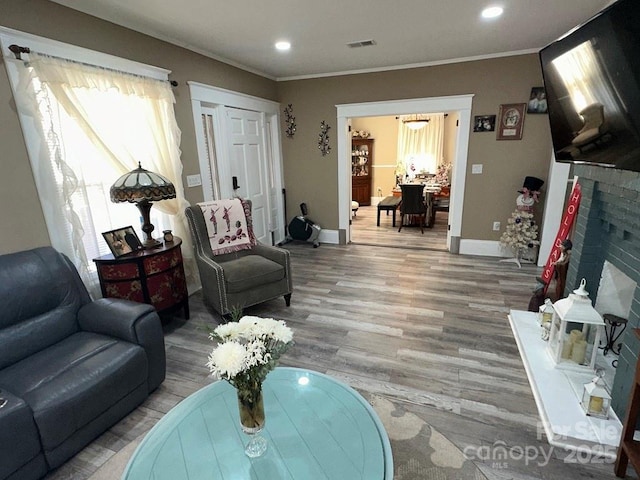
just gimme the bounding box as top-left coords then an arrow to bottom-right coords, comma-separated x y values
93,237 -> 189,318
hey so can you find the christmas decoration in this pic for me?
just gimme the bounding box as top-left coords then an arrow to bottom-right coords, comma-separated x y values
500,210 -> 540,261
435,163 -> 451,186
500,176 -> 544,267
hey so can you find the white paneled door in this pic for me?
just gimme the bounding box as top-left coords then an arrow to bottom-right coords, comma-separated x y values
191,83 -> 285,246
225,107 -> 270,245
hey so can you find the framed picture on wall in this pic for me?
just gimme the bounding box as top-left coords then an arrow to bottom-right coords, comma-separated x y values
527,87 -> 548,114
496,103 -> 526,140
473,115 -> 496,132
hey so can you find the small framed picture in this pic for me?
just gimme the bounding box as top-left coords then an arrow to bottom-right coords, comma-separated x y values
527,87 -> 548,114
102,226 -> 142,258
496,103 -> 527,141
473,115 -> 496,132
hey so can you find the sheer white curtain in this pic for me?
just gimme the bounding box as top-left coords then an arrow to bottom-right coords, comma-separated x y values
396,114 -> 445,180
14,51 -> 194,294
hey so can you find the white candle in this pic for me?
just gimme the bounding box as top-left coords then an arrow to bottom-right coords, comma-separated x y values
589,396 -> 604,414
570,330 -> 583,343
571,340 -> 587,364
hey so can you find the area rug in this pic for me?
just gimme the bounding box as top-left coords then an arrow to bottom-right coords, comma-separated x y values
90,393 -> 486,480
363,393 -> 488,480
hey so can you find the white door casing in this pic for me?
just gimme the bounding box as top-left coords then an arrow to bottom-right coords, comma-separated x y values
200,108 -> 222,200
337,95 -> 474,250
189,82 -> 286,245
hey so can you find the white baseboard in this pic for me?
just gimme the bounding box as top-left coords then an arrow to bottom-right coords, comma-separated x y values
321,233 -> 522,258
319,229 -> 339,245
459,239 -> 506,257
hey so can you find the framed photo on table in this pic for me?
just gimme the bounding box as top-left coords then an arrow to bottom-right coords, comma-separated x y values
496,103 -> 526,140
102,226 -> 142,258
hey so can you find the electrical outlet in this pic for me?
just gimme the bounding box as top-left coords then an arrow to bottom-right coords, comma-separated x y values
493,221 -> 501,231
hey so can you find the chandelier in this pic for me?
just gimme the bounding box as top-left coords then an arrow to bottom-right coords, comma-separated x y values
402,115 -> 429,130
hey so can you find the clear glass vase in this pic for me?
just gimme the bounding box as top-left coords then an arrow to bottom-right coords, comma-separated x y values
237,384 -> 267,457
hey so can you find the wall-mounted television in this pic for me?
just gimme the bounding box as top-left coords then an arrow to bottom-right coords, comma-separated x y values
540,0 -> 640,173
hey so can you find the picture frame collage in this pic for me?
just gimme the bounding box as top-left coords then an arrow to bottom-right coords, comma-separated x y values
474,87 -> 547,141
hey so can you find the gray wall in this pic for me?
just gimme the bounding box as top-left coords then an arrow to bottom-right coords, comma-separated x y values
566,164 -> 640,417
0,0 -> 276,254
276,55 -> 553,241
0,0 -> 553,254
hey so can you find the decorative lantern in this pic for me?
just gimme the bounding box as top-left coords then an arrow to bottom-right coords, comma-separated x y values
547,279 -> 605,372
539,298 -> 554,326
580,370 -> 612,419
540,298 -> 554,341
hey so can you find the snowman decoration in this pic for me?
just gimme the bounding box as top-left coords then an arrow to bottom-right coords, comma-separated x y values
500,176 -> 544,267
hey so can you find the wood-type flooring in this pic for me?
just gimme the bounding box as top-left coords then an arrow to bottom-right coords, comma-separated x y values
351,204 -> 449,250
46,241 -> 632,480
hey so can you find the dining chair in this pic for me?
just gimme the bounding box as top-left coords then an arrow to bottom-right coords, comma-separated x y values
398,184 -> 429,234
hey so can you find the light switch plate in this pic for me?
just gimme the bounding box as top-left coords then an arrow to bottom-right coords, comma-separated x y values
186,174 -> 202,187
471,164 -> 483,174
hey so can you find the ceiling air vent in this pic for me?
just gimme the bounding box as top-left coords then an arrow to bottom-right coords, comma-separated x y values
347,39 -> 376,48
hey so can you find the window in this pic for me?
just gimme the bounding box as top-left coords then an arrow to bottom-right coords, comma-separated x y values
37,78 -> 172,260
1,29 -> 188,296
396,113 -> 445,180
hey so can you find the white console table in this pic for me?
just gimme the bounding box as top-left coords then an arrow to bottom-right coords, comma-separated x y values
508,309 -> 621,459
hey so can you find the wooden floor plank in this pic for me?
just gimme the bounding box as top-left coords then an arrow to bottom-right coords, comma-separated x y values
44,241 -> 631,480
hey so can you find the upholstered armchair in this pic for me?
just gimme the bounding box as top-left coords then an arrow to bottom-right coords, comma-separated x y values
185,200 -> 292,317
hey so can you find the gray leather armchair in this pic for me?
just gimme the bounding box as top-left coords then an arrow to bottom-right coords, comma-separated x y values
185,201 -> 292,317
0,247 -> 165,480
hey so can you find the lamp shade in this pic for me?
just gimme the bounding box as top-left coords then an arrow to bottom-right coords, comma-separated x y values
110,163 -> 176,249
110,163 -> 176,203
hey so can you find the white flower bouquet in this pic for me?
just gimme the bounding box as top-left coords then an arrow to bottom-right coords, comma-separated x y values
206,316 -> 293,392
207,315 -> 293,455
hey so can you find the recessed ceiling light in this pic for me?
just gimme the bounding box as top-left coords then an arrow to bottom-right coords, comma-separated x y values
481,6 -> 503,19
275,41 -> 291,51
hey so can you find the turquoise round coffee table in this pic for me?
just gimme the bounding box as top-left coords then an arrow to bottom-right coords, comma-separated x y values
122,367 -> 393,479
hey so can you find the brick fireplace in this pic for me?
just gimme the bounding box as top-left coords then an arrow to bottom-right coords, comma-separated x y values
565,164 -> 640,417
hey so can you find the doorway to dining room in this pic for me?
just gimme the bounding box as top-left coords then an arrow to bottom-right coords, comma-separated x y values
349,111 -> 458,251
337,94 -> 473,253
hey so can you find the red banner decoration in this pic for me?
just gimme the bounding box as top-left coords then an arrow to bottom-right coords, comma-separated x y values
540,182 -> 582,285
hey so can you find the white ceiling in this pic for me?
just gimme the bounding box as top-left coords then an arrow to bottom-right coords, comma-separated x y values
52,0 -> 614,81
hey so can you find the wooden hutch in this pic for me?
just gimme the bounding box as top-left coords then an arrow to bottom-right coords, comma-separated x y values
352,137 -> 373,206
